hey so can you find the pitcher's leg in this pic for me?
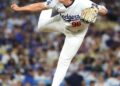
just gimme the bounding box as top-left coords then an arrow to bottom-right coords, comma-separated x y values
51,33 -> 86,86
36,9 -> 52,31
35,9 -> 62,32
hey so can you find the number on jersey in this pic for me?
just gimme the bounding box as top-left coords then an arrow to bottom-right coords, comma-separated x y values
71,21 -> 81,27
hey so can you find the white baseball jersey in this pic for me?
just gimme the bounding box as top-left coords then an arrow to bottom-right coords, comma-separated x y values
46,0 -> 97,32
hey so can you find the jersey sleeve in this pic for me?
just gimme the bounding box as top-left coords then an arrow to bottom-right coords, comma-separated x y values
81,0 -> 98,9
45,0 -> 58,8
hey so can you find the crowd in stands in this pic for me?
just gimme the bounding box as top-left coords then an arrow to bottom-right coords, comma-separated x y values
0,0 -> 120,86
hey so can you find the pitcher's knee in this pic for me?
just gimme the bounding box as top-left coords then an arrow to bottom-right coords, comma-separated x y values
59,54 -> 74,61
58,57 -> 73,66
35,24 -> 46,32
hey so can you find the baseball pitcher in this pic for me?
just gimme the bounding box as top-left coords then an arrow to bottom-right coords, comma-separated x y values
11,0 -> 108,86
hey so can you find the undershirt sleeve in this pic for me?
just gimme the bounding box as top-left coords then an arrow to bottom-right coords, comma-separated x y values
45,0 -> 58,8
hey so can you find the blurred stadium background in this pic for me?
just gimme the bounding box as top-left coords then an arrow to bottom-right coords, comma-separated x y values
0,0 -> 120,86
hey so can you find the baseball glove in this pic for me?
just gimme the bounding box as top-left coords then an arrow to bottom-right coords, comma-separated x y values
80,7 -> 99,23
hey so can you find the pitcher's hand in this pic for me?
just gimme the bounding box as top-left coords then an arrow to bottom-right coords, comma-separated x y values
11,3 -> 21,11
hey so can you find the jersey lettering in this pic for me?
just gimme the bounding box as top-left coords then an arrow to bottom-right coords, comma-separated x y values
61,14 -> 80,22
